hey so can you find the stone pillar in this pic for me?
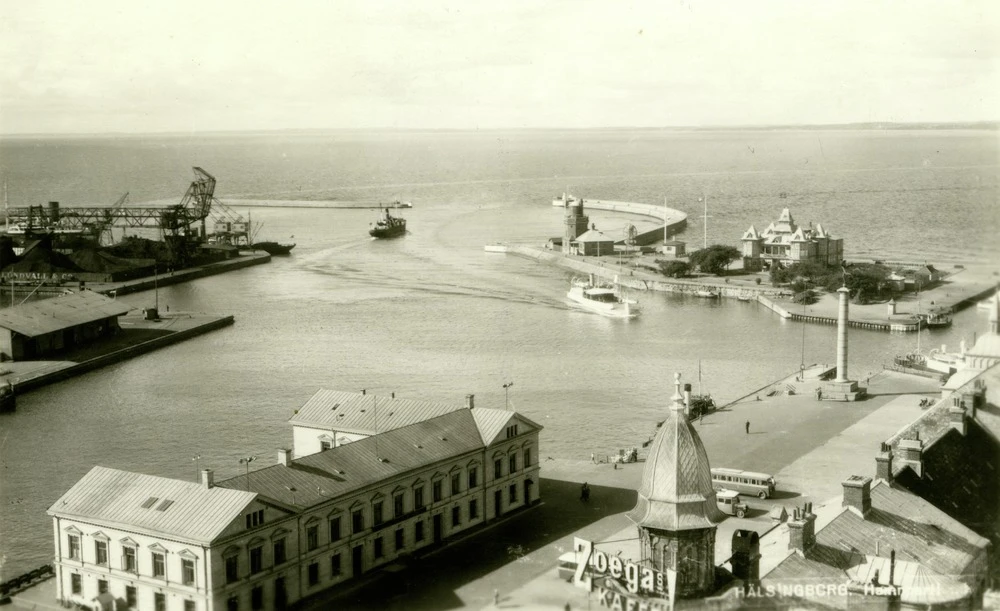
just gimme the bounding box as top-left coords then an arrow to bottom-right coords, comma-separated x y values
836,286 -> 850,382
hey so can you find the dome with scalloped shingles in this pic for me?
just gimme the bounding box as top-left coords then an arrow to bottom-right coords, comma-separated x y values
626,374 -> 724,531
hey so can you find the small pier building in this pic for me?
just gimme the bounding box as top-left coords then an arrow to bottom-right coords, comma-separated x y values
0,290 -> 130,361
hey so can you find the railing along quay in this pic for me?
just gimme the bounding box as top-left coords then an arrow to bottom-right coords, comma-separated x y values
0,564 -> 54,601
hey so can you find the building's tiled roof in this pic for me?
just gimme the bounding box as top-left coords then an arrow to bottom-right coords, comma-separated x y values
471,408 -> 544,446
0,290 -> 131,337
573,230 -> 614,243
219,409 -> 488,508
815,481 -> 986,580
976,365 -> 1000,443
966,334 -> 1000,358
288,390 -> 464,434
626,380 -> 724,531
47,466 -> 257,544
741,225 -> 760,240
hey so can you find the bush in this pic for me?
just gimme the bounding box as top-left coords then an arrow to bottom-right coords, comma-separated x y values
658,260 -> 690,278
688,245 -> 740,276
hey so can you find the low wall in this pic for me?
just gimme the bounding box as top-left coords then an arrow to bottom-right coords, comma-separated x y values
506,245 -> 792,298
93,254 -> 270,298
580,199 -> 688,246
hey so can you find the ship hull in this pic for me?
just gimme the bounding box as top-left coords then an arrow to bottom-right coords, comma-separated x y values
369,224 -> 406,239
251,242 -> 295,255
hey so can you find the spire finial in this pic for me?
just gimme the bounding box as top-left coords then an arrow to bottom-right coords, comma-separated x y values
671,373 -> 685,411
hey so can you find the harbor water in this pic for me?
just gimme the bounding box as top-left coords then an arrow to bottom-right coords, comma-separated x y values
0,129 -> 997,577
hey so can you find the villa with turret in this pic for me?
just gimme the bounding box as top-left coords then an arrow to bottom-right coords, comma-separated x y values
741,208 -> 844,271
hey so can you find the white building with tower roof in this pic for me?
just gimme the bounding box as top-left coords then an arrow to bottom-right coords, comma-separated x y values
741,208 -> 844,271
49,393 -> 542,610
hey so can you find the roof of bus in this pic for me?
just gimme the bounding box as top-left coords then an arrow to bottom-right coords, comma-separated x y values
715,489 -> 741,498
711,467 -> 773,478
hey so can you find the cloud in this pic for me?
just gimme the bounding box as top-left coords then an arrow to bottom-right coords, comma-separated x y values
1,0 -> 997,133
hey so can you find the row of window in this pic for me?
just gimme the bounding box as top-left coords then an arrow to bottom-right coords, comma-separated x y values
68,575 -> 196,611
227,497 -> 492,587
65,534 -> 197,585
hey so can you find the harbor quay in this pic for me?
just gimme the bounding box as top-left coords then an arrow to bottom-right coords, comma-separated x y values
0,310 -> 235,394
495,243 -> 996,327
81,251 -> 271,299
274,367 -> 951,610
481,369 -> 961,611
0,253 -> 270,398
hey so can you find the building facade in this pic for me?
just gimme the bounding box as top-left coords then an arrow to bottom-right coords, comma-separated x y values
50,401 -> 542,611
741,208 -> 843,271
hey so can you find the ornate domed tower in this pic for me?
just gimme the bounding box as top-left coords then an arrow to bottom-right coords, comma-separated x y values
626,373 -> 724,599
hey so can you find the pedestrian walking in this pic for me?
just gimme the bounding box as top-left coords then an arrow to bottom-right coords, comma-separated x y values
590,453 -> 595,464
745,420 -> 750,435
494,589 -> 499,606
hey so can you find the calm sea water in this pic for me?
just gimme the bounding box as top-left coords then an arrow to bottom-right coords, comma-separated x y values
0,129 -> 997,577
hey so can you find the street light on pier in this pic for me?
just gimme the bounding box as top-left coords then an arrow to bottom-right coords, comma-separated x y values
503,381 -> 514,410
239,456 -> 257,492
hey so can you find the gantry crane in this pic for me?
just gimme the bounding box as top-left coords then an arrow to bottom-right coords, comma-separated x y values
3,167 -> 225,266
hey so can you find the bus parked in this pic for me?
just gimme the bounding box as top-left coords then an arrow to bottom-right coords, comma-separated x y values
710,468 -> 775,499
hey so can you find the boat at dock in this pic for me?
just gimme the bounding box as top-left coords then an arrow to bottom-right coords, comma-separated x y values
917,309 -> 953,329
694,289 -> 719,298
369,208 -> 407,239
385,200 -> 412,209
567,275 -> 639,318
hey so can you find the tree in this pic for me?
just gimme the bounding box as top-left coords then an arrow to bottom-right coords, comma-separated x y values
657,260 -> 690,278
688,245 -> 740,276
824,263 -> 890,303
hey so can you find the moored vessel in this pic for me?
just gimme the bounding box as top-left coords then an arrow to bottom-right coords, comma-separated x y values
369,208 -> 406,239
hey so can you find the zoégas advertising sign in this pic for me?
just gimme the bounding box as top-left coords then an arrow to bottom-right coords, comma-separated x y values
571,537 -> 672,599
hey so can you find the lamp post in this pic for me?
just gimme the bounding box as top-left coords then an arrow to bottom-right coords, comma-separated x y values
239,456 -> 256,492
192,454 -> 201,481
503,382 -> 514,410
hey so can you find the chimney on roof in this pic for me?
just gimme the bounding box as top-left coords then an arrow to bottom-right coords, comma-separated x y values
391,392 -> 395,399
787,503 -> 816,553
201,469 -> 214,490
730,530 -> 761,588
875,442 -> 894,483
361,389 -> 366,395
842,475 -> 872,517
465,394 -> 475,409
897,436 -> 924,477
948,402 -> 967,436
278,448 -> 291,467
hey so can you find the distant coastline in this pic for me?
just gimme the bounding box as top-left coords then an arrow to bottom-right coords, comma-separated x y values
1,121 -> 997,139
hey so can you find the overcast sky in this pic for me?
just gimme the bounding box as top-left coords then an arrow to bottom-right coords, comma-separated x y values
1,0 -> 997,134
